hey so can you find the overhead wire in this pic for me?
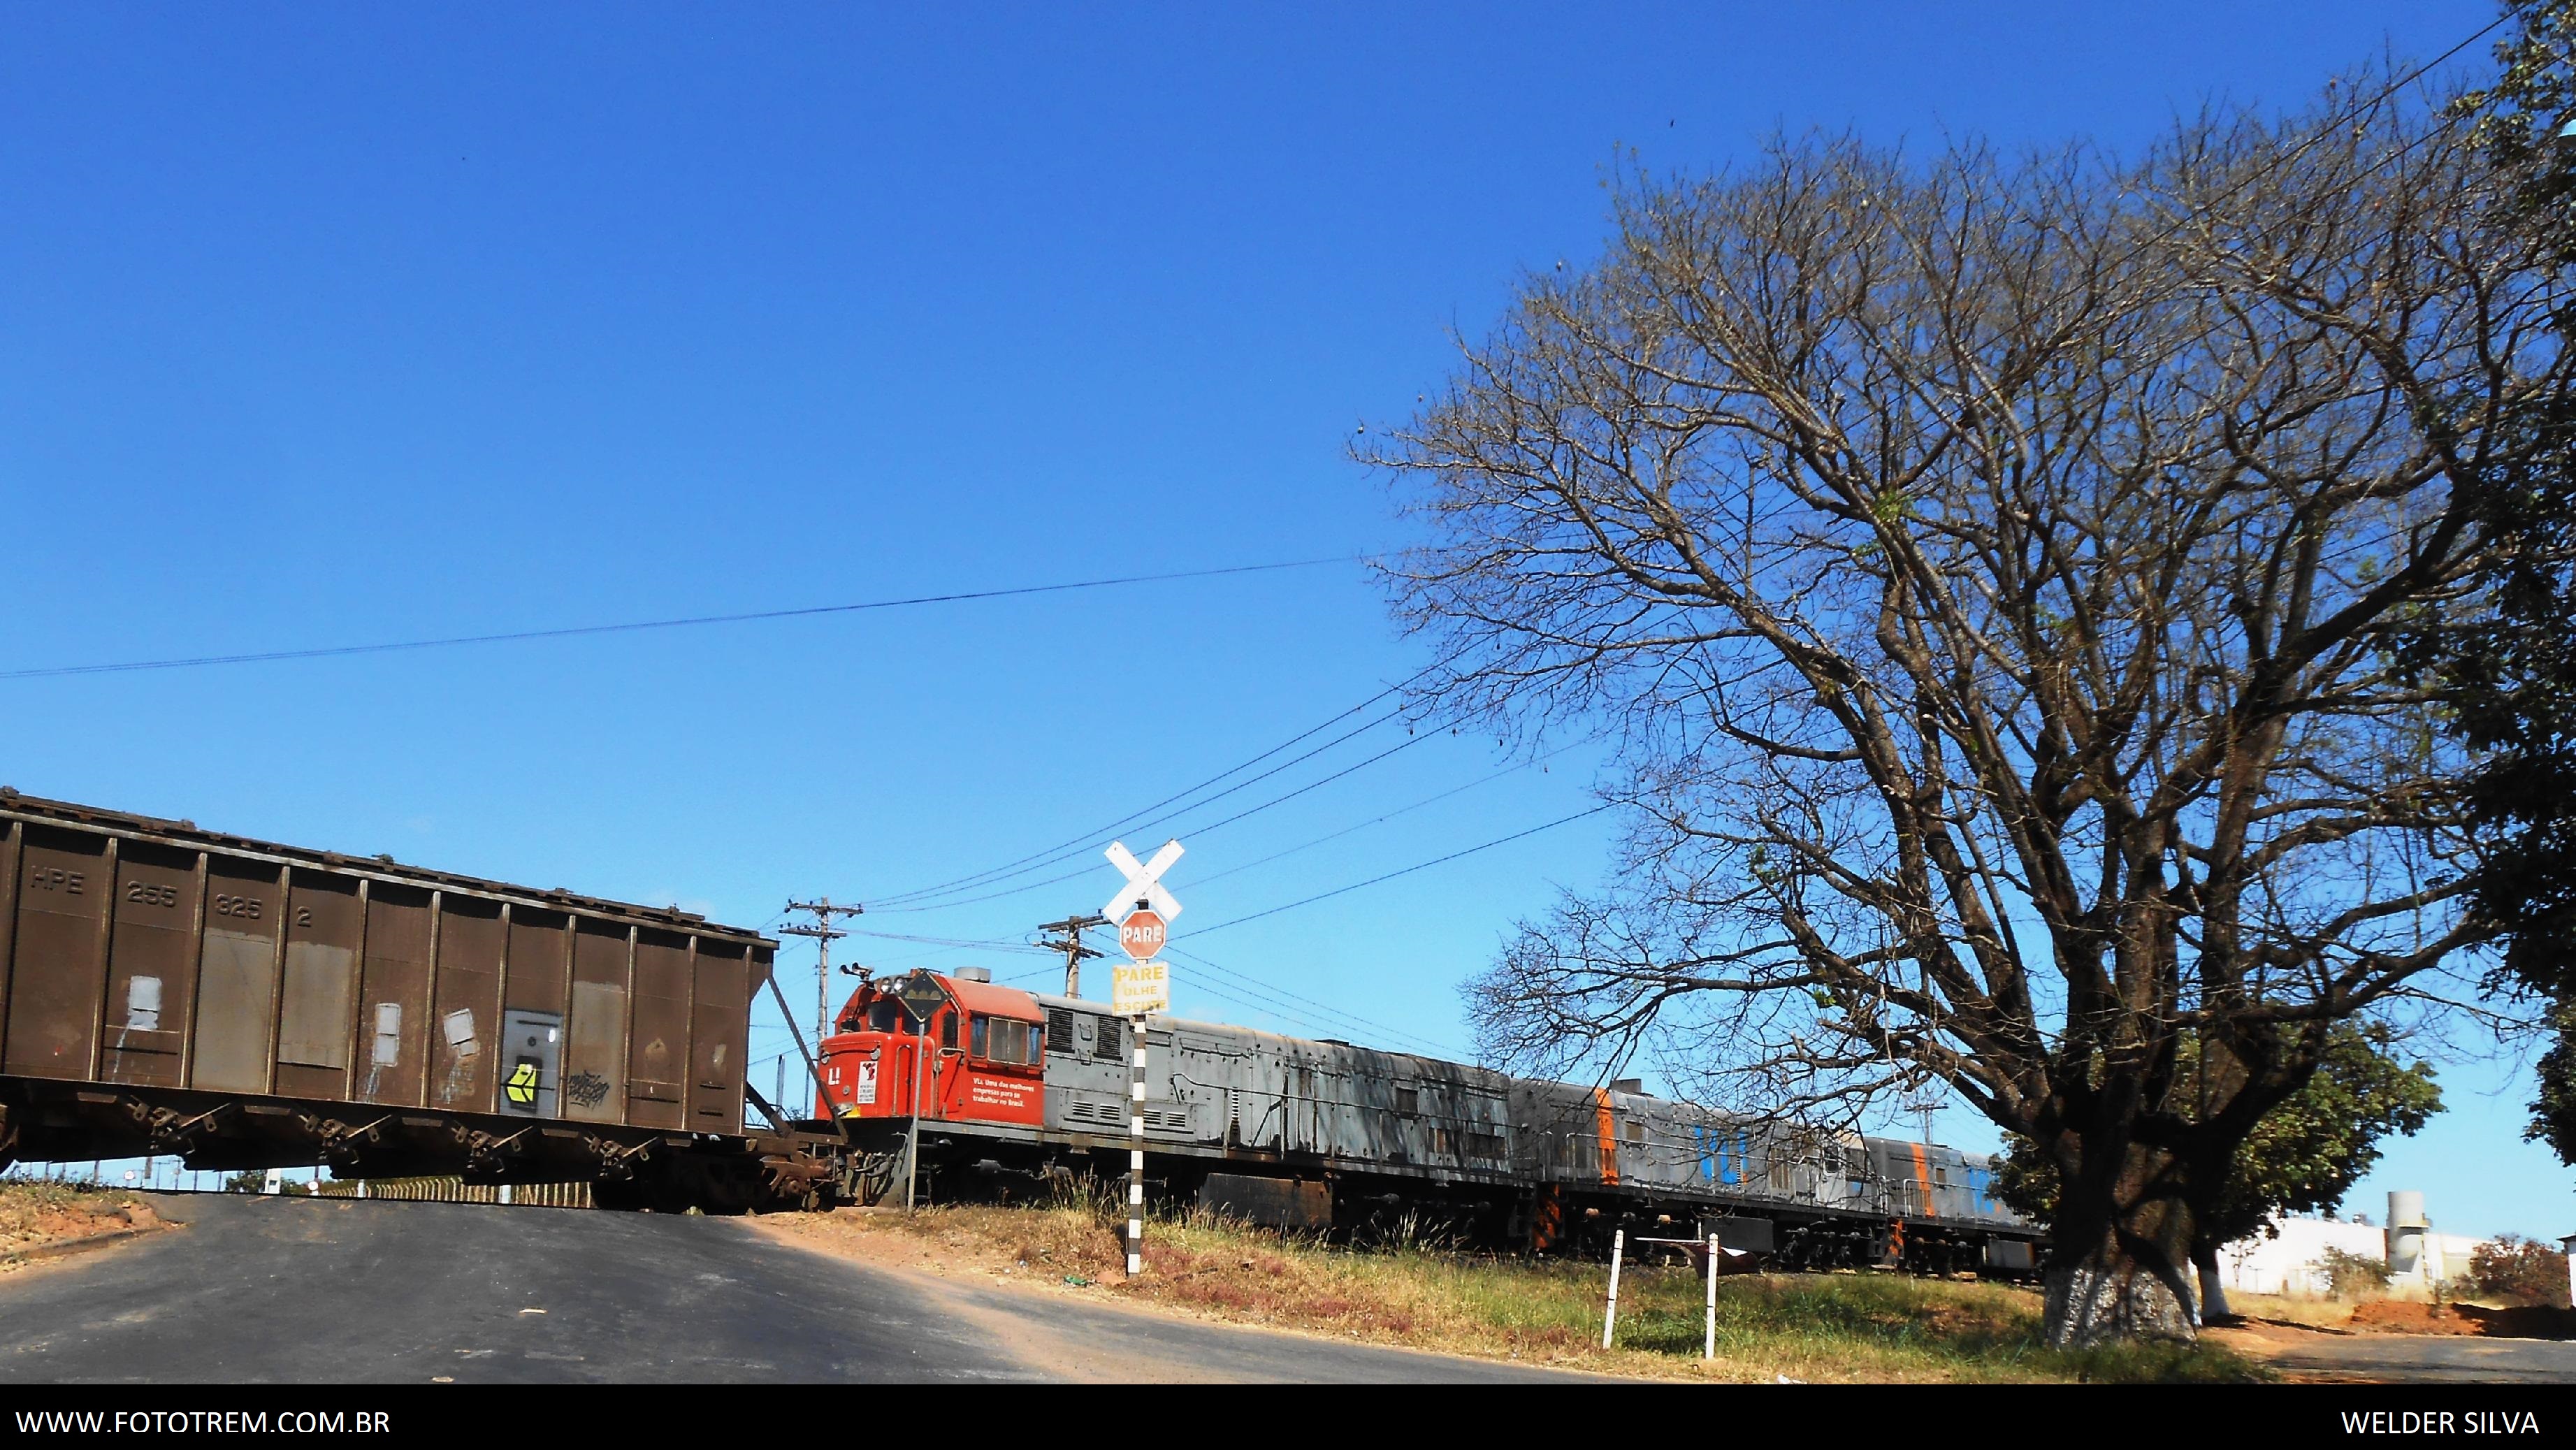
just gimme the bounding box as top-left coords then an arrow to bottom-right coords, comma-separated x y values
1164,946 -> 1462,1057
869,720 -> 1438,914
986,795 -> 1610,1055
843,927 -> 1052,954
866,702 -> 1412,908
1187,742 -> 1581,890
864,674 -> 1440,910
0,557 -> 1349,681
991,950 -> 1460,1057
1188,804 -> 1612,939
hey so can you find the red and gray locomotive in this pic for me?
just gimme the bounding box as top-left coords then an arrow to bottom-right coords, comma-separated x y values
815,966 -> 2040,1274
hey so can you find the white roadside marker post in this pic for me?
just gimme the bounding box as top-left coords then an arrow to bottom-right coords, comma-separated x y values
1705,1232 -> 1720,1361
1602,1227 -> 1626,1349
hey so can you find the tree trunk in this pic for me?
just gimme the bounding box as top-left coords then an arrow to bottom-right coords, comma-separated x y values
2043,1144 -> 2200,1347
2193,1241 -> 2234,1324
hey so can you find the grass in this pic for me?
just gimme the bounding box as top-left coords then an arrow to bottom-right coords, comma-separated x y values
767,1194 -> 2266,1383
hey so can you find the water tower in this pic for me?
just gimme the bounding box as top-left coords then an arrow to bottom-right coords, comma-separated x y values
2385,1191 -> 2429,1279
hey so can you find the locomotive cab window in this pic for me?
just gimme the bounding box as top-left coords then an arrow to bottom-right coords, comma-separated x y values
968,1020 -> 1041,1066
867,1000 -> 910,1034
971,1016 -> 1040,1066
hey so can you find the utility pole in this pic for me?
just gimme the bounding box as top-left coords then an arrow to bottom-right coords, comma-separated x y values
1036,913 -> 1107,998
780,898 -> 864,1044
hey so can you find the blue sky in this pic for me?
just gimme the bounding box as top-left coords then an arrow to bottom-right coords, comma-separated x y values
3,2 -> 2561,1239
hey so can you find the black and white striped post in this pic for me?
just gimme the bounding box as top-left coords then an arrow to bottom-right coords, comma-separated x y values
1101,837 -> 1185,1282
1127,1014 -> 1148,1277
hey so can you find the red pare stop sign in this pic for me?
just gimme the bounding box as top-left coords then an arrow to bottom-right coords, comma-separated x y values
1119,910 -> 1167,961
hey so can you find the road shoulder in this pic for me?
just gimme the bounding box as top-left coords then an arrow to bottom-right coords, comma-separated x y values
750,1212 -> 1598,1383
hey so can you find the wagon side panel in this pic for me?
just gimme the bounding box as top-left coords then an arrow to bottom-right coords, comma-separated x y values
100,840 -> 199,1087
688,938 -> 749,1135
561,920 -> 632,1125
187,857 -> 285,1094
428,896 -> 505,1113
3,825 -> 111,1080
354,884 -> 434,1106
625,929 -> 691,1130
274,869 -> 365,1101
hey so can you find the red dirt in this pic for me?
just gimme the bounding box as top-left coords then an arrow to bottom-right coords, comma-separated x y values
0,1195 -> 154,1265
2347,1300 -> 2576,1340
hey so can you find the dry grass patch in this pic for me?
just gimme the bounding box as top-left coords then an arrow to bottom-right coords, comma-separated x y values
766,1198 -> 2263,1383
0,1180 -> 154,1270
2220,1291 -> 2373,1330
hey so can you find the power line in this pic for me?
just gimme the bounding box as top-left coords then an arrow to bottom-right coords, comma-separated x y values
844,927 -> 1052,954
779,897 -> 864,1045
1164,945 -> 1461,1057
1035,913 -> 1108,999
992,948 -> 1455,1056
867,699 -> 1414,908
872,716 -> 1435,915
1188,743 -> 1579,890
0,557 -> 1348,681
1189,804 -> 1611,939
867,665 -> 1442,908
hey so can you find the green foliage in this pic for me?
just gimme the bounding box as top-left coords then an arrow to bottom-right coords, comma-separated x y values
1996,1022 -> 2441,1250
2534,1001 -> 2576,1165
2465,1234 -> 2573,1307
2418,0 -> 2576,1166
2318,1246 -> 2393,1298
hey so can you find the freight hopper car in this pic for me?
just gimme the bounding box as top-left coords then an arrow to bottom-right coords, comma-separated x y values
0,793 -> 844,1212
818,969 -> 2041,1274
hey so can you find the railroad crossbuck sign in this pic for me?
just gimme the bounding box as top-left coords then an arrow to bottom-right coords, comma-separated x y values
1102,839 -> 1184,925
1103,840 -> 1179,1020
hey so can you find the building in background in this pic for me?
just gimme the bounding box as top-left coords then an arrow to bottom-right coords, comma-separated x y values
2216,1191 -> 2492,1298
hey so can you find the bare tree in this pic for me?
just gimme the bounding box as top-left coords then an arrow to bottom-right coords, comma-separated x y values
1371,82 -> 2566,1344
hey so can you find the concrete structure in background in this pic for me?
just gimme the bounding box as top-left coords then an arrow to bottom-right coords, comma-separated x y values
2215,1191 -> 2494,1299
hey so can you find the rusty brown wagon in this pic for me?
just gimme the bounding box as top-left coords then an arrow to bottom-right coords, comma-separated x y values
0,791 -> 848,1212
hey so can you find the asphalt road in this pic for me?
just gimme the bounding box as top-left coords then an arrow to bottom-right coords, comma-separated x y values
2254,1333 -> 2576,1385
0,1193 -> 1576,1384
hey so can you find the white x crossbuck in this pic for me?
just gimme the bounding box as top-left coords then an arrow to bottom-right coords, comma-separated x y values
1101,839 -> 1185,925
